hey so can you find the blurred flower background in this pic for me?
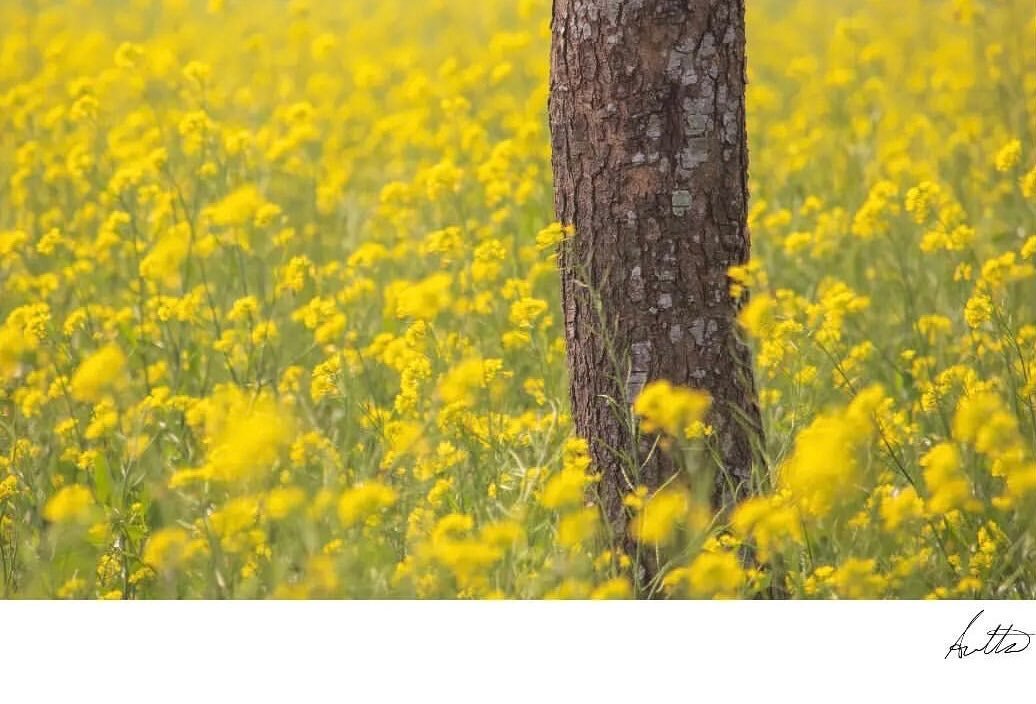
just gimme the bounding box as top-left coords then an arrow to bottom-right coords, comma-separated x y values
0,0 -> 1034,598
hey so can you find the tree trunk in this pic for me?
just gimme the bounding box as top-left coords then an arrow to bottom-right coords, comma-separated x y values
548,0 -> 762,571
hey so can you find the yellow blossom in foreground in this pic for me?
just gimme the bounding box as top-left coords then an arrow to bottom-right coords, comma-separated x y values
557,507 -> 599,548
738,294 -> 775,338
43,485 -> 95,524
265,486 -> 306,520
69,344 -> 126,402
633,380 -> 711,439
631,488 -> 689,547
540,466 -> 592,509
479,520 -> 524,549
588,577 -> 632,599
921,443 -> 978,515
953,392 -> 1018,455
879,486 -> 924,532
338,482 -> 398,527
174,388 -> 295,486
830,558 -> 887,599
777,385 -> 884,517
731,495 -> 804,563
143,527 -> 205,572
686,551 -> 745,598
208,496 -> 260,551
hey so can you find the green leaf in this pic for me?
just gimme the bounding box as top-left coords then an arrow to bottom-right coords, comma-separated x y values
93,453 -> 114,507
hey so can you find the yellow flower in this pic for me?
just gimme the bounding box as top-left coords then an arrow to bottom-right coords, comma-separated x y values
143,527 -> 191,571
479,520 -> 524,549
310,354 -> 342,401
206,185 -> 265,227
140,224 -> 190,287
424,159 -> 463,200
557,507 -> 599,548
0,475 -> 19,502
56,576 -> 87,599
394,273 -> 453,321
916,315 -> 952,343
254,202 -> 283,227
904,180 -> 941,223
1021,166 -> 1036,199
266,486 -> 306,520
182,60 -> 212,86
731,496 -> 803,562
175,387 -> 295,486
953,392 -> 1018,455
228,295 -> 260,322
590,577 -> 632,600
631,488 -> 689,546
878,485 -> 924,531
209,496 -> 260,540
993,139 -> 1022,172
964,292 -> 993,328
534,222 -> 572,251
633,380 -> 711,439
851,180 -> 898,239
69,344 -> 126,402
114,42 -> 145,69
508,297 -> 548,329
438,357 -> 506,406
338,482 -> 398,527
685,551 -> 745,598
523,377 -> 547,405
921,443 -> 977,514
738,295 -> 775,338
777,386 -> 883,516
43,485 -> 95,524
830,558 -> 887,599
85,400 -> 119,440
540,466 -> 591,510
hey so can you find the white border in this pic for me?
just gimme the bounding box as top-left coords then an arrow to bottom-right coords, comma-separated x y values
1,600 -> 1031,702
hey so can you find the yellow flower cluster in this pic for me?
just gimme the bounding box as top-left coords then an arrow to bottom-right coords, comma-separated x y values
728,0 -> 1036,600
633,381 -> 712,440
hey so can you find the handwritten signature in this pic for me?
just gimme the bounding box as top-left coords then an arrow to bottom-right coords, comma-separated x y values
946,610 -> 1033,659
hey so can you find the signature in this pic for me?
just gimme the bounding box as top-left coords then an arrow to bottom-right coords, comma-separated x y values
946,610 -> 1033,659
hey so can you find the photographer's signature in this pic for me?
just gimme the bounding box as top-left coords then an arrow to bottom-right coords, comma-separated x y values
946,610 -> 1033,659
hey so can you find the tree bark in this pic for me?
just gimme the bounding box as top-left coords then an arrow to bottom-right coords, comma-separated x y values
548,0 -> 762,570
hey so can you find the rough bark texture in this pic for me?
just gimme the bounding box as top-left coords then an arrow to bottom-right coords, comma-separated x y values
549,0 -> 762,566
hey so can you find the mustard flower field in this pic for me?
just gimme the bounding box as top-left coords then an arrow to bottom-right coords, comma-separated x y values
1,0 -> 1034,599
